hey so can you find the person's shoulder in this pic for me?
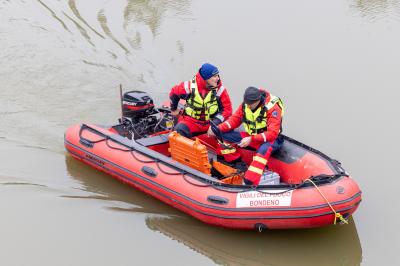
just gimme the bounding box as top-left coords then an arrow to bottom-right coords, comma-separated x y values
170,82 -> 182,90
236,103 -> 244,111
261,88 -> 282,98
214,83 -> 228,96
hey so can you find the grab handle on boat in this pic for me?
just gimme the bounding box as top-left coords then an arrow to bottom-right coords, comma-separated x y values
207,195 -> 229,205
78,124 -> 109,148
79,138 -> 94,148
141,166 -> 157,177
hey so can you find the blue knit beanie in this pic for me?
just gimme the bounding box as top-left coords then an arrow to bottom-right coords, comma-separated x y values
199,63 -> 219,80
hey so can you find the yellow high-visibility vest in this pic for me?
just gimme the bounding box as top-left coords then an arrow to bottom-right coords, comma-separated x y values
242,93 -> 284,135
184,77 -> 221,120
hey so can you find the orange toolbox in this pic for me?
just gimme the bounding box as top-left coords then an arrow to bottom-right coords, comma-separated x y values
168,131 -> 211,175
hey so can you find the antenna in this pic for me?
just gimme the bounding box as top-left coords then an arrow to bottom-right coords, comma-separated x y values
119,84 -> 124,122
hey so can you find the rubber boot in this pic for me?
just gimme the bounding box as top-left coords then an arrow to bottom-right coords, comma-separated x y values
244,153 -> 268,185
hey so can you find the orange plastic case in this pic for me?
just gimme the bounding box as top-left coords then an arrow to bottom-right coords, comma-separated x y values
168,131 -> 211,175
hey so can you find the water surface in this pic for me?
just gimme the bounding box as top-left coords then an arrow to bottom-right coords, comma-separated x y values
1,0 -> 400,265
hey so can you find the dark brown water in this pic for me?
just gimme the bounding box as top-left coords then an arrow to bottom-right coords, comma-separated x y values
1,0 -> 399,265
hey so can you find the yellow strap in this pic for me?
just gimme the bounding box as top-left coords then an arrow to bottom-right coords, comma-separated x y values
221,148 -> 236,154
253,156 -> 267,165
248,166 -> 264,175
305,179 -> 348,225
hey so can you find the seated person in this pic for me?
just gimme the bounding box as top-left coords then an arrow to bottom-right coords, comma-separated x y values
169,63 -> 232,138
208,87 -> 284,185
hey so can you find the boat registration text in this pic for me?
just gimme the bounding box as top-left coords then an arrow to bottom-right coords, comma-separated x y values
236,190 -> 293,208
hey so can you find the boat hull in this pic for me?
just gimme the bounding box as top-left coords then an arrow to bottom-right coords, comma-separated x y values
65,123 -> 361,230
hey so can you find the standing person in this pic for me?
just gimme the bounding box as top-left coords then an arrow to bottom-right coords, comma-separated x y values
209,86 -> 284,185
169,63 -> 232,138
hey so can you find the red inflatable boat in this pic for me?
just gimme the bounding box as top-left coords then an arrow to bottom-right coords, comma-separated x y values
64,91 -> 361,230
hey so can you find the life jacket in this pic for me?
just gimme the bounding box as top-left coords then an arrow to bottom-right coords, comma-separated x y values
184,77 -> 224,121
242,91 -> 284,135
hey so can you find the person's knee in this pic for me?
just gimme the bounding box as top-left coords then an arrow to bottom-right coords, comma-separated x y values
257,143 -> 272,155
174,123 -> 192,138
221,131 -> 242,143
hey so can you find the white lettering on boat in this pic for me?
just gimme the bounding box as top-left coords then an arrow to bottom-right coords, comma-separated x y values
236,190 -> 293,208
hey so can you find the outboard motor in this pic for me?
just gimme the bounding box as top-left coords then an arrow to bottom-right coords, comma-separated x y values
120,91 -> 174,139
122,91 -> 158,121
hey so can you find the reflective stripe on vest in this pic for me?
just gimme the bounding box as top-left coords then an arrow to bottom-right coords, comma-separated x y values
183,81 -> 190,94
242,94 -> 284,135
220,146 -> 237,154
216,86 -> 225,97
184,77 -> 220,120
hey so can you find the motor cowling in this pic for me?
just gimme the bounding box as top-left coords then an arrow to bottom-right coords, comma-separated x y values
122,91 -> 157,121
